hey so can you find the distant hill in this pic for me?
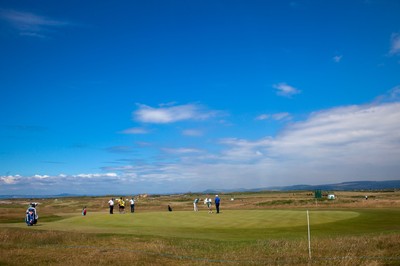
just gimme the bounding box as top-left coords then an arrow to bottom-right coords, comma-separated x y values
268,180 -> 400,191
204,180 -> 400,193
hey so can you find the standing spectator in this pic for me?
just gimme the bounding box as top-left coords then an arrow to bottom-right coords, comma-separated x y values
129,197 -> 135,213
215,195 -> 220,214
206,197 -> 213,213
108,198 -> 114,214
118,197 -> 125,214
118,197 -> 125,213
193,198 -> 199,211
82,206 -> 87,216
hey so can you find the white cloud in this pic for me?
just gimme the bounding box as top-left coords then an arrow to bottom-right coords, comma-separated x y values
389,86 -> 400,99
273,83 -> 301,97
0,175 -> 21,184
182,129 -> 203,136
213,102 -> 400,182
0,9 -> 71,37
74,173 -> 117,178
255,114 -> 269,120
162,148 -> 202,154
272,112 -> 291,120
217,137 -> 272,162
256,112 -> 290,121
120,127 -> 149,134
333,55 -> 343,63
133,103 -> 218,124
0,173 -> 127,195
389,33 -> 400,55
271,103 -> 400,161
33,174 -> 49,179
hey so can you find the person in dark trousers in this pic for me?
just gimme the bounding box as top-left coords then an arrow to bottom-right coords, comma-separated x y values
108,198 -> 114,214
129,197 -> 135,213
215,195 -> 220,214
118,197 -> 125,214
168,205 -> 172,211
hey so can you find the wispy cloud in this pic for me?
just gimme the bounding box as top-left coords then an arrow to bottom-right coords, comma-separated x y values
161,148 -> 202,154
197,101 -> 400,187
388,86 -> 400,100
256,112 -> 291,121
74,173 -> 118,179
333,55 -> 343,63
273,83 -> 301,98
182,129 -> 203,137
373,85 -> 400,104
133,103 -> 220,124
255,114 -> 269,121
272,112 -> 291,120
0,9 -> 72,37
119,127 -> 149,134
0,173 -> 123,194
0,175 -> 21,184
389,33 -> 400,55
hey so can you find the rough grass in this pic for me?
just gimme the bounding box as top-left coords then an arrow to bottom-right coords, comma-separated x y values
1,190 -> 400,265
0,228 -> 399,265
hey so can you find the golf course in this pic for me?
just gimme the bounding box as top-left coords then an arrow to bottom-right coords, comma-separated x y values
1,190 -> 400,265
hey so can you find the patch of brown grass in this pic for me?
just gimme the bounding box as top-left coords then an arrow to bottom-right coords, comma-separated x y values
0,228 -> 399,265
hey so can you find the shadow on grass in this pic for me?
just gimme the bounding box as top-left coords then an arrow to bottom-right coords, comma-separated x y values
0,214 -> 65,224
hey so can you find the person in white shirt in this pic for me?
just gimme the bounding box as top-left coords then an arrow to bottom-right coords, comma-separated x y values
129,197 -> 135,213
206,197 -> 212,213
193,198 -> 199,211
108,198 -> 114,214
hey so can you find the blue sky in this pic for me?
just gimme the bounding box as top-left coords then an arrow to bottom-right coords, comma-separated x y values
1,0 -> 400,195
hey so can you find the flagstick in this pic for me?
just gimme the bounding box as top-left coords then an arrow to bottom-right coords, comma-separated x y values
307,210 -> 311,260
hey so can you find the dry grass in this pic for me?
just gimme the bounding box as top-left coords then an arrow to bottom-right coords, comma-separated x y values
1,190 -> 400,265
0,228 -> 399,265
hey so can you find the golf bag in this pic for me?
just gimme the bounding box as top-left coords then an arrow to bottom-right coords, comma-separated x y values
26,203 -> 38,226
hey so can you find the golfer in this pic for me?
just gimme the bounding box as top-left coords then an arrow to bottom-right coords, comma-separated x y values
193,198 -> 199,211
206,197 -> 213,213
215,195 -> 220,213
108,198 -> 114,214
129,197 -> 135,213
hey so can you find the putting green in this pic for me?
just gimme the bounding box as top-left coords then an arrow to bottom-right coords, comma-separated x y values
34,210 -> 359,240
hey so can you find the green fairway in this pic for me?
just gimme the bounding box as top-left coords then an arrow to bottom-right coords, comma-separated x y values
18,210 -> 362,240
